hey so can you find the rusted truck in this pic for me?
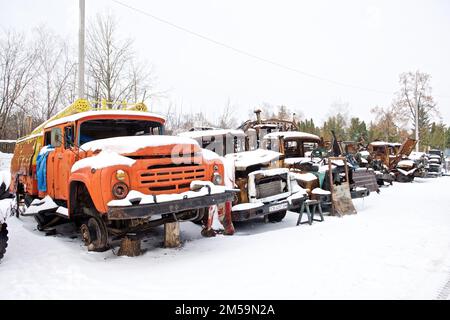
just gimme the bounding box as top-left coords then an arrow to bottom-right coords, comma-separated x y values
10,99 -> 234,251
261,131 -> 370,202
238,109 -> 298,149
178,129 -> 307,222
368,138 -> 417,183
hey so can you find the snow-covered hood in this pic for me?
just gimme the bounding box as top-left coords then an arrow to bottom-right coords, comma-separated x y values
224,149 -> 282,171
72,136 -> 202,173
80,135 -> 201,156
397,160 -> 415,168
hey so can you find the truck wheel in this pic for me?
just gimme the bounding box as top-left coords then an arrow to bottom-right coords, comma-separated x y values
267,210 -> 287,222
80,217 -> 108,252
0,223 -> 8,261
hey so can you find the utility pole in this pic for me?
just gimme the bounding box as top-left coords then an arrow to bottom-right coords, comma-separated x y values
78,0 -> 85,99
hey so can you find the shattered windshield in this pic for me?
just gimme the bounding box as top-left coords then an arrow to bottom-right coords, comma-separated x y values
78,119 -> 164,145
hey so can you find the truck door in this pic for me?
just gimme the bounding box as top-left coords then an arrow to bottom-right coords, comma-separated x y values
54,125 -> 76,200
45,127 -> 62,198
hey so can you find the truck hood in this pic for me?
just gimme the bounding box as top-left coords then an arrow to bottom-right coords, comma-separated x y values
224,149 -> 283,171
79,135 -> 201,157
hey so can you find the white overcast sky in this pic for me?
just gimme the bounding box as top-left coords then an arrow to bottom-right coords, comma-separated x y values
1,0 -> 449,127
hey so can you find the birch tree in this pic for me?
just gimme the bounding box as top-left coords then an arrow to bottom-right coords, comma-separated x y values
392,71 -> 438,151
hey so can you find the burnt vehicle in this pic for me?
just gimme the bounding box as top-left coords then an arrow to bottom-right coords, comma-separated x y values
426,149 -> 444,177
178,129 -> 307,223
367,138 -> 417,183
408,151 -> 429,178
238,109 -> 297,149
261,131 -> 370,203
332,138 -> 380,194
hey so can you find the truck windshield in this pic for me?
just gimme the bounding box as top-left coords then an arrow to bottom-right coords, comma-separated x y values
79,119 -> 164,145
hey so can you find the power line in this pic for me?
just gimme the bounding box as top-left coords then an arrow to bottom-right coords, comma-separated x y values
111,0 -> 394,95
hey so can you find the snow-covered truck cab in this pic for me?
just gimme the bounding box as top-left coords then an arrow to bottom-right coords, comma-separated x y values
10,100 -> 234,251
262,131 -> 323,190
178,129 -> 307,223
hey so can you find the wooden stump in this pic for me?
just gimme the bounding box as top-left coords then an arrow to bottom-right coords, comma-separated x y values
117,237 -> 141,257
164,222 -> 180,248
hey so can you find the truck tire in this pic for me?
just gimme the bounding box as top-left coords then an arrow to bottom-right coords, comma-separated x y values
267,210 -> 287,222
0,223 -> 8,261
80,216 -> 108,252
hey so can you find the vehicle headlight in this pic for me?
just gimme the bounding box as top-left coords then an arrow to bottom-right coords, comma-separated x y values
213,164 -> 219,172
112,182 -> 129,199
212,172 -> 223,185
116,169 -> 126,181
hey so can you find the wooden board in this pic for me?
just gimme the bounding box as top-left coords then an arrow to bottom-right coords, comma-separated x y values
352,170 -> 379,193
332,183 -> 357,216
328,157 -> 357,216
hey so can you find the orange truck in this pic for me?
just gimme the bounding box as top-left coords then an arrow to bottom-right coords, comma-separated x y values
10,99 -> 234,251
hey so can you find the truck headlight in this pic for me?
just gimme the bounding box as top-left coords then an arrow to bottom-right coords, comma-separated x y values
213,172 -> 223,185
112,182 -> 129,199
116,169 -> 126,181
213,164 -> 219,172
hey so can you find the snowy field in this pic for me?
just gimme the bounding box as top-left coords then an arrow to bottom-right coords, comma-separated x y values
1,177 -> 450,300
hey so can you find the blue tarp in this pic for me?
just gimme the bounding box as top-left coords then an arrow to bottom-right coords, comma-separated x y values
36,145 -> 54,192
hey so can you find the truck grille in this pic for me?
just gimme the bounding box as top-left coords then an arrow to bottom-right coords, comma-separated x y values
138,164 -> 206,193
255,174 -> 287,199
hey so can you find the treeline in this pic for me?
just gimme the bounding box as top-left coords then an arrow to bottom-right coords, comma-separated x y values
1,15 -> 448,151
0,14 -> 155,140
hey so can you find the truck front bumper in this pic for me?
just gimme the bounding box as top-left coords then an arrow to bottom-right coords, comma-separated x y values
107,191 -> 235,220
231,194 -> 307,222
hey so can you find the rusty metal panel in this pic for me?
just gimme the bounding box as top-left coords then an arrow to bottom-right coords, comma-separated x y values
389,138 -> 417,169
352,170 -> 379,193
397,138 -> 417,157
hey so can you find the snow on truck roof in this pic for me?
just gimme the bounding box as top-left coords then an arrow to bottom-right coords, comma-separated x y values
370,141 -> 401,147
44,110 -> 166,129
263,131 -> 321,141
178,129 -> 246,139
79,135 -> 200,154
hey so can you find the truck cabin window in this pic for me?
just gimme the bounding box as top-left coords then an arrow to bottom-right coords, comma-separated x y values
79,119 -> 163,145
50,127 -> 63,147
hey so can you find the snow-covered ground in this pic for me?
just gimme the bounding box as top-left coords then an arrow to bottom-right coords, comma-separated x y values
1,177 -> 450,300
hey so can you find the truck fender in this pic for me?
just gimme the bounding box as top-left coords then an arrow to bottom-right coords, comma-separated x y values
69,175 -> 105,216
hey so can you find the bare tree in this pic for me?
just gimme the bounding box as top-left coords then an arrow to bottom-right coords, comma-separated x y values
32,26 -> 76,121
392,71 -> 438,150
0,30 -> 39,138
217,98 -> 237,128
86,13 -> 155,106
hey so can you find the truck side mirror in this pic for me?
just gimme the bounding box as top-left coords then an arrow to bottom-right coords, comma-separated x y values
51,128 -> 62,148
